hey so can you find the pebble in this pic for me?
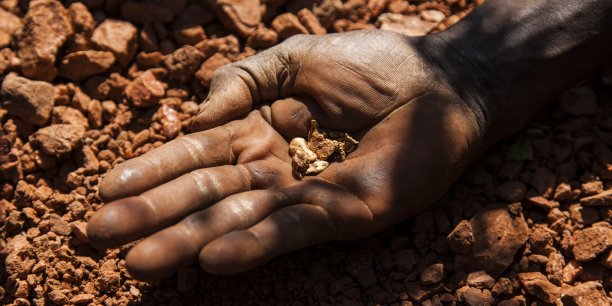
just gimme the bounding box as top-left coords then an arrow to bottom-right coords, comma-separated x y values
29,124 -> 86,155
571,226 -> 612,261
59,50 -> 116,81
92,19 -> 138,67
1,73 -> 55,125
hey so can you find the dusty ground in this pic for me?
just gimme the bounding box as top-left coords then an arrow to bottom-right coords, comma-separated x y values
1,0 -> 611,305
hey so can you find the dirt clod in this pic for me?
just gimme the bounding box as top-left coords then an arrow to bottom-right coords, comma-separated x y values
1,73 -> 55,125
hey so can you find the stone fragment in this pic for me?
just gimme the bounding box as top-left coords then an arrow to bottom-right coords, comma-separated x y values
59,51 -> 115,81
92,19 -> 138,67
519,272 -> 561,304
553,182 -> 573,202
1,73 -> 55,125
580,188 -> 612,206
571,226 -> 612,261
0,7 -> 21,48
48,289 -> 69,305
16,0 -> 73,81
297,8 -> 326,35
528,224 -> 556,255
469,205 -> 529,276
272,13 -> 309,40
246,27 -> 279,49
420,263 -> 444,286
491,278 -> 513,296
125,70 -> 165,108
562,260 -> 583,283
51,106 -> 89,128
559,86 -> 598,116
67,2 -> 94,52
447,220 -> 474,254
466,271 -> 495,289
164,45 -> 205,83
457,286 -> 493,306
195,53 -> 232,87
120,1 -> 174,24
70,293 -> 94,304
377,13 -> 438,36
559,281 -> 607,306
495,181 -> 526,202
29,124 -> 85,155
527,195 -> 559,211
580,181 -> 603,196
155,104 -> 181,139
420,10 -> 445,23
212,0 -> 262,37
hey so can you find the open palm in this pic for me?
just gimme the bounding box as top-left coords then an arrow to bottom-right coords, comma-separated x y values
87,30 -> 483,280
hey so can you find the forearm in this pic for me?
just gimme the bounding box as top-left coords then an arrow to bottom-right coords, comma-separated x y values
422,0 -> 612,146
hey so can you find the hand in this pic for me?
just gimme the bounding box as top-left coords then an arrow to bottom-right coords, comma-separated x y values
87,30 -> 484,280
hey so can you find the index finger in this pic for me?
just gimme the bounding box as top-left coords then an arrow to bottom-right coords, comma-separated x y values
99,125 -> 233,201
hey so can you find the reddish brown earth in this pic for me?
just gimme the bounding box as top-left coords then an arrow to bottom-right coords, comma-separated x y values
1,0 -> 611,305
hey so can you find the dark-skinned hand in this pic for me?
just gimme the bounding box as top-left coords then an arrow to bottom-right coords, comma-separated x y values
86,29 -> 486,280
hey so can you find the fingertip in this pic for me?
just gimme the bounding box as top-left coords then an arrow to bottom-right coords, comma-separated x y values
87,197 -> 156,249
126,231 -> 195,281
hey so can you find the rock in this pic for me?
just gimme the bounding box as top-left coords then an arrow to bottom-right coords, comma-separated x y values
562,259 -> 583,283
297,8 -> 326,35
419,10 -> 445,23
212,0 -> 261,37
120,1 -> 174,24
559,87 -> 597,116
528,224 -> 556,255
530,167 -> 556,198
125,70 -> 165,108
553,182 -> 572,202
70,293 -> 94,304
526,195 -> 559,211
377,13 -> 438,36
519,272 -> 561,304
495,181 -> 527,202
469,205 -> 529,277
0,7 -> 21,48
59,51 -> 116,81
70,220 -> 89,243
164,45 -> 205,83
16,0 -> 73,81
67,2 -> 94,52
155,104 -> 181,139
246,27 -> 279,49
51,106 -> 89,128
1,73 -> 55,125
558,282 -> 607,306
571,226 -> 612,261
195,53 -> 232,87
92,19 -> 137,67
491,278 -> 513,296
457,286 -> 493,306
173,25 -> 206,46
48,289 -> 69,305
272,13 -> 309,40
420,263 -> 444,285
580,188 -> 612,206
29,124 -> 85,155
447,220 -> 474,254
580,181 -> 603,196
467,271 -> 495,289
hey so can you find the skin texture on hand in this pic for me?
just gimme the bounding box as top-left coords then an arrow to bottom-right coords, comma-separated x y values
87,30 -> 483,280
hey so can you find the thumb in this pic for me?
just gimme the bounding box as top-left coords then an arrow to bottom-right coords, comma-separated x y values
191,40 -> 304,131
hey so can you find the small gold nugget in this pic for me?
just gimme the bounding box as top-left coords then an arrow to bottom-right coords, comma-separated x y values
289,120 -> 359,178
